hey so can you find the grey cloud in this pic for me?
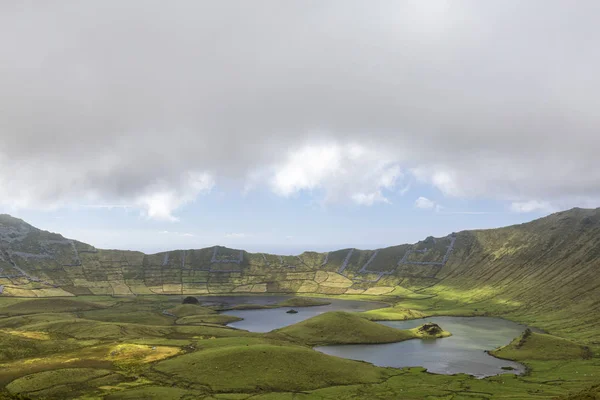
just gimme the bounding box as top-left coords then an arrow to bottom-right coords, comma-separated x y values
1,0 -> 600,214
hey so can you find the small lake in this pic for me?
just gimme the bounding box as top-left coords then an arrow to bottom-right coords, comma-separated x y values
316,316 -> 532,378
210,295 -> 386,332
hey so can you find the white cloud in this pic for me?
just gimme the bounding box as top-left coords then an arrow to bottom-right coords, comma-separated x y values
351,191 -> 390,206
270,144 -> 341,197
510,200 -> 554,213
415,196 -> 436,209
134,172 -> 214,221
268,142 -> 402,206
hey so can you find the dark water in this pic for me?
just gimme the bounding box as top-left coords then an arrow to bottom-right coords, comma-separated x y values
213,295 -> 386,332
316,316 -> 532,378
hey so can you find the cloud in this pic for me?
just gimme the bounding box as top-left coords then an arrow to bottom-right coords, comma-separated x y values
510,200 -> 554,213
134,172 -> 214,221
1,1 -> 600,216
415,197 -> 436,209
268,142 -> 402,205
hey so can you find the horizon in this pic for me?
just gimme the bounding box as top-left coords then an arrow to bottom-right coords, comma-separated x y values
1,206 -> 578,255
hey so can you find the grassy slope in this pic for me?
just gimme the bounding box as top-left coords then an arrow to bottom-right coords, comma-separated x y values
558,384 -> 600,400
276,297 -> 331,307
427,208 -> 600,342
491,331 -> 593,361
0,298 -> 104,315
153,337 -> 393,392
270,311 -> 438,345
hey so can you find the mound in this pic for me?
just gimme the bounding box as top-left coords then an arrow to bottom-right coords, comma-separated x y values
154,338 -> 390,392
491,330 -> 593,361
410,322 -> 451,339
270,311 -> 414,345
0,298 -> 104,316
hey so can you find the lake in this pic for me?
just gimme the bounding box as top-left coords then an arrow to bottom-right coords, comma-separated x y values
316,316 -> 531,378
205,296 -> 531,377
216,295 -> 386,332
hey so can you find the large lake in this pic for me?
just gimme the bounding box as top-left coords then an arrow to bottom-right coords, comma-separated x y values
202,296 -> 530,378
316,316 -> 531,378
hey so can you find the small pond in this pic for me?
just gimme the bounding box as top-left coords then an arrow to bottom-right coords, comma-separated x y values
201,295 -> 386,332
316,316 -> 533,378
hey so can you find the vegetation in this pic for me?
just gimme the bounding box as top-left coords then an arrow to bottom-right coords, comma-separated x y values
491,331 -> 593,361
270,311 -> 433,345
276,297 -> 331,307
154,338 -> 393,393
360,306 -> 427,321
2,209 -> 600,398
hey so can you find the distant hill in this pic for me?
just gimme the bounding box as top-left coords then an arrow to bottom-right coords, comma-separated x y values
1,208 -> 600,339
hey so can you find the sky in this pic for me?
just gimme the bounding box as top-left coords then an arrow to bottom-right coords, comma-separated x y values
1,1 -> 599,254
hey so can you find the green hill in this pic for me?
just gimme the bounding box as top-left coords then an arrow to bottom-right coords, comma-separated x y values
153,337 -> 393,392
270,311 -> 415,345
271,311 -> 449,345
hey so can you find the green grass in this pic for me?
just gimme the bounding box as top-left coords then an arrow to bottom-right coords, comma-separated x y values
360,306 -> 427,321
104,386 -> 203,399
153,337 -> 393,392
175,314 -> 242,325
270,311 -> 420,345
6,367 -> 120,395
167,303 -> 217,317
275,297 -> 331,307
557,384 -> 600,399
0,298 -> 104,316
491,331 -> 593,361
0,331 -> 96,362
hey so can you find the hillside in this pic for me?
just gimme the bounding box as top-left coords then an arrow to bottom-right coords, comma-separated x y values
270,311 -> 450,345
1,208 -> 600,340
